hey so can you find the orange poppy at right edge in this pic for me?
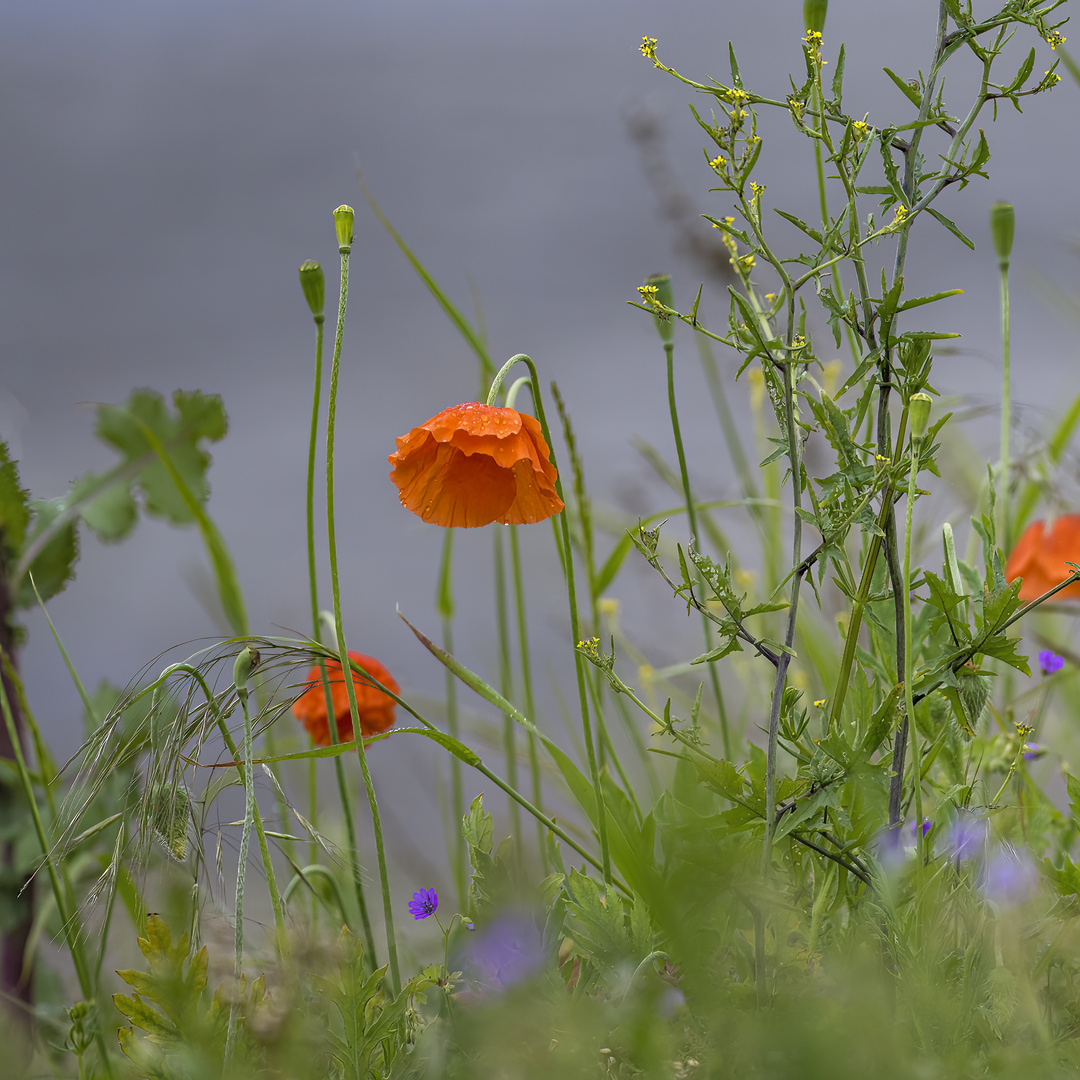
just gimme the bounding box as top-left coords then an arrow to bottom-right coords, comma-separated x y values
1005,515 -> 1080,602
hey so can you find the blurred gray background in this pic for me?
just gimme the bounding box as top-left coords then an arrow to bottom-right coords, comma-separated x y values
2,0 -> 1077,927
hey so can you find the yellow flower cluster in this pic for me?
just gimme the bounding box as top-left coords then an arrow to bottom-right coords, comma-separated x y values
731,253 -> 756,273
1016,721 -> 1035,739
637,284 -> 660,306
802,29 -> 827,66
639,36 -> 658,61
852,119 -> 870,139
1044,30 -> 1065,50
891,204 -> 909,227
750,181 -> 765,197
709,154 -> 726,171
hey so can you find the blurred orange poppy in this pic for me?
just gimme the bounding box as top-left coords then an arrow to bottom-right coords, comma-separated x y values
292,651 -> 399,747
1005,515 -> 1080,602
388,402 -> 564,528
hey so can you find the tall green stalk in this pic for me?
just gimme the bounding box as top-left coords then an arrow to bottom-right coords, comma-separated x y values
299,261 -> 377,961
492,527 -> 522,853
508,524 -> 547,872
991,201 -> 1015,552
651,280 -> 732,759
904,395 -> 933,868
325,206 -> 400,993
225,646 -> 258,1065
437,531 -> 468,908
486,354 -> 611,885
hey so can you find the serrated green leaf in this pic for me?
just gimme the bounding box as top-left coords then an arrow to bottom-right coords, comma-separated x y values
463,793 -> 493,855
0,441 -> 29,556
69,471 -> 137,542
113,993 -> 181,1040
16,500 -> 78,606
95,389 -> 225,525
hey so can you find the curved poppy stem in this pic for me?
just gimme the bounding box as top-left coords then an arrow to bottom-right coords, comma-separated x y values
325,227 -> 401,994
491,354 -> 612,886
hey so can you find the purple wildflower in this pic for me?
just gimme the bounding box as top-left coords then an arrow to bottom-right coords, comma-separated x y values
912,819 -> 931,839
1023,743 -> 1045,761
1038,649 -> 1065,676
982,845 -> 1039,908
408,888 -> 439,920
460,913 -> 544,993
946,816 -> 987,862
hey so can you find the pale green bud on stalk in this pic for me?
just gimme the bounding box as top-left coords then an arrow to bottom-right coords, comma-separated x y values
804,0 -> 827,33
232,645 -> 260,700
644,273 -> 675,345
298,260 -> 325,323
334,204 -> 355,255
909,392 -> 932,450
990,201 -> 1015,272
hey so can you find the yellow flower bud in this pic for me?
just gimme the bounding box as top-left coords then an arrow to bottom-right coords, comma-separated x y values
644,273 -> 675,345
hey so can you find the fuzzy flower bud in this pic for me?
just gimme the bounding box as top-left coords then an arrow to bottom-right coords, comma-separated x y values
909,392 -> 932,447
298,260 -> 325,322
989,201 -> 1014,272
804,0 -> 827,33
644,273 -> 675,345
233,645 -> 261,698
334,204 -> 355,254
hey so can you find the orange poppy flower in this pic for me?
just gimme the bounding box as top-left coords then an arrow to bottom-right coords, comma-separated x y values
1005,515 -> 1080,602
388,402 -> 564,528
292,651 -> 400,747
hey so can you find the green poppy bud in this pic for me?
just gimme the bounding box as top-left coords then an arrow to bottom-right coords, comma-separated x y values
233,645 -> 261,697
334,204 -> 355,254
643,273 -> 675,345
909,392 -> 932,447
298,260 -> 325,322
804,0 -> 827,33
989,201 -> 1014,271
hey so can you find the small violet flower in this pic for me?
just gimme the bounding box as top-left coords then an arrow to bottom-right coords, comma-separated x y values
1038,649 -> 1065,676
912,819 -> 931,839
946,816 -> 988,862
461,914 -> 544,992
408,888 -> 439,920
982,845 -> 1039,908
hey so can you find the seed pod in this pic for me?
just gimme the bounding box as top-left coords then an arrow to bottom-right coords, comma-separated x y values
333,204 -> 355,254
990,201 -> 1015,271
298,260 -> 325,322
909,392 -> 933,448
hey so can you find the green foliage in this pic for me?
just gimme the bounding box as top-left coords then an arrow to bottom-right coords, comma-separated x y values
0,441 -> 29,558
16,498 -> 79,606
314,928 -> 439,1080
